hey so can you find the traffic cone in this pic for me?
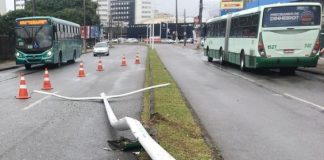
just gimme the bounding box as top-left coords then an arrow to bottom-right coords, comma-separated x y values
16,74 -> 30,99
42,68 -> 53,90
97,57 -> 104,71
121,55 -> 127,66
135,53 -> 141,64
78,62 -> 86,77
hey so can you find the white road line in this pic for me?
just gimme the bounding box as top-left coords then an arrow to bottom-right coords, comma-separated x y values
284,93 -> 324,111
22,91 -> 59,111
230,72 -> 256,83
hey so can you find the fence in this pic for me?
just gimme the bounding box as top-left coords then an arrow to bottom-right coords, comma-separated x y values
0,36 -> 15,61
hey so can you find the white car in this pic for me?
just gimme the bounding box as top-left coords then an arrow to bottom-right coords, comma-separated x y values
111,39 -> 118,43
201,38 -> 205,47
126,38 -> 139,43
93,42 -> 109,57
186,38 -> 193,43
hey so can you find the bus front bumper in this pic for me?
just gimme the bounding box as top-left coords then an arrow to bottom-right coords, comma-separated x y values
16,50 -> 54,65
254,55 -> 319,68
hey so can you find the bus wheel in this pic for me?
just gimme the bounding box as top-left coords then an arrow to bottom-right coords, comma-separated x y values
71,53 -> 76,63
207,49 -> 213,62
57,53 -> 62,68
240,52 -> 246,71
24,64 -> 31,70
219,50 -> 224,65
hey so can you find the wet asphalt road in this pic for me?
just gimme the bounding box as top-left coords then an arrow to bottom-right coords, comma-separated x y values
155,44 -> 324,160
0,45 -> 147,160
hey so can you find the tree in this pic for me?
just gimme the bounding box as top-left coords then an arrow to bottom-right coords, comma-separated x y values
0,10 -> 32,37
24,0 -> 100,25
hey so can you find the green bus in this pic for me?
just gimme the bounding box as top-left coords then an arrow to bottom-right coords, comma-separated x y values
15,17 -> 82,69
204,2 -> 322,73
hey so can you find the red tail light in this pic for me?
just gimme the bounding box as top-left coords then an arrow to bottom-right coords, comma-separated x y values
312,37 -> 320,55
258,33 -> 266,57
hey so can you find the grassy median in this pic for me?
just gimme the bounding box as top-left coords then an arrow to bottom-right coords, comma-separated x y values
141,47 -> 219,160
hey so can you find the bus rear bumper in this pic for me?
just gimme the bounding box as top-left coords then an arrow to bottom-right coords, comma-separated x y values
255,56 -> 319,68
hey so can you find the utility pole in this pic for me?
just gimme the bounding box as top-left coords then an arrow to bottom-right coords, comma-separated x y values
109,14 -> 113,42
196,0 -> 203,49
83,0 -> 86,54
184,9 -> 187,46
175,0 -> 179,43
14,0 -> 16,11
32,0 -> 36,16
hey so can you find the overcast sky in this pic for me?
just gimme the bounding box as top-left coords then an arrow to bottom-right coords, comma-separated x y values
152,0 -> 220,18
6,0 -> 220,18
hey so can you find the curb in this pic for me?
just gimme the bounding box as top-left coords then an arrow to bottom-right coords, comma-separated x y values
0,65 -> 22,71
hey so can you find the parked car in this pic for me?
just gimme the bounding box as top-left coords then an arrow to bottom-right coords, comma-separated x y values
161,39 -> 175,44
186,38 -> 193,43
201,38 -> 205,47
118,37 -> 126,43
111,39 -> 118,43
126,38 -> 139,43
93,42 -> 109,57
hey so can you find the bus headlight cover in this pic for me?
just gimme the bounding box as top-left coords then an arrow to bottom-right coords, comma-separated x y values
47,51 -> 53,56
16,52 -> 20,57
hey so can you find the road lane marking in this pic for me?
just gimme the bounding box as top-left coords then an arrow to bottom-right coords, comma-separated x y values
22,91 -> 59,111
284,93 -> 324,111
230,72 -> 256,83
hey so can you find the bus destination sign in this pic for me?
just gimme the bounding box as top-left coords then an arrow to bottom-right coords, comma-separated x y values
18,19 -> 48,26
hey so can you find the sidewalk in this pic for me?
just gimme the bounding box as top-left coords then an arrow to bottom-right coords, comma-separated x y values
0,60 -> 21,71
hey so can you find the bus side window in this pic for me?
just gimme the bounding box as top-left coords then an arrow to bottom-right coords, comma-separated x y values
53,25 -> 57,40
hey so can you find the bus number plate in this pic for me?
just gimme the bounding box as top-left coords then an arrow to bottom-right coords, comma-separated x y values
267,45 -> 277,50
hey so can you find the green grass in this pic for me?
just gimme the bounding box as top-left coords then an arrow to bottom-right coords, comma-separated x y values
141,47 -> 218,160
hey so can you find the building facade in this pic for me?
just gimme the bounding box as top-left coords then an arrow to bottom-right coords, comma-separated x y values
110,0 -> 135,25
135,0 -> 153,24
15,0 -> 25,10
95,0 -> 111,27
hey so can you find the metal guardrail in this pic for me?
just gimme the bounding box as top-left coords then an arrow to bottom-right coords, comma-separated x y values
34,83 -> 175,160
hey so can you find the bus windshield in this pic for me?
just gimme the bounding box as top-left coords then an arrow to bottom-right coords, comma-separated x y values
262,5 -> 321,28
16,25 -> 53,51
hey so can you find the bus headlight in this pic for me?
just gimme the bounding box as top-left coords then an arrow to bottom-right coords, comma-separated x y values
16,52 -> 20,57
47,51 -> 53,56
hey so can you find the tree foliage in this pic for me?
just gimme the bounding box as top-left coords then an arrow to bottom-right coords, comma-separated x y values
0,10 -> 32,37
0,0 -> 99,36
25,0 -> 99,25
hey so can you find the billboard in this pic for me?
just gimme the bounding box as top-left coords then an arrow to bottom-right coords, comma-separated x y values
221,0 -> 244,9
81,26 -> 100,39
90,26 -> 100,38
81,26 -> 90,39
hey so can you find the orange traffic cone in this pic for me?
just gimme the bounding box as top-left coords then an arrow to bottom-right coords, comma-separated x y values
78,62 -> 86,77
97,57 -> 104,71
16,74 -> 30,99
42,68 -> 53,90
121,55 -> 127,66
135,53 -> 141,64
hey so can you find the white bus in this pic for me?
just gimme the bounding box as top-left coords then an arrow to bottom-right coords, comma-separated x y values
204,2 -> 322,73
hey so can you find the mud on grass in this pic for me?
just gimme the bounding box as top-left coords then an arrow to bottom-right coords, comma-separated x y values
140,47 -> 221,160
